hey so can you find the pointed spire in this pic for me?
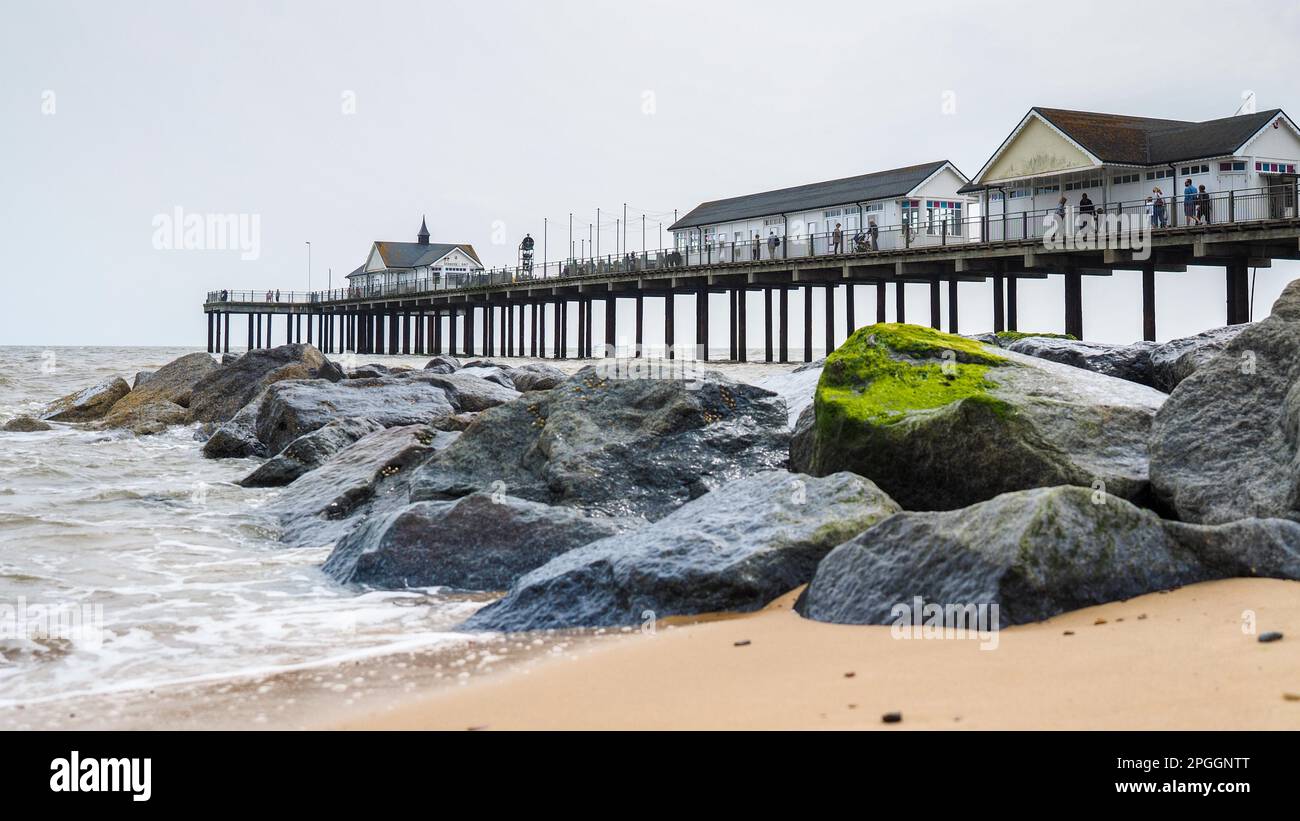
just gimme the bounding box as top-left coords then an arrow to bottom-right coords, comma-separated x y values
417,215 -> 430,245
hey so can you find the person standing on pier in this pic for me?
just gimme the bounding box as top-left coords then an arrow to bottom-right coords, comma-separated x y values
868,218 -> 879,251
1197,184 -> 1212,225
768,231 -> 779,258
1078,193 -> 1096,237
1152,187 -> 1167,227
1184,179 -> 1199,225
831,222 -> 843,254
752,233 -> 760,261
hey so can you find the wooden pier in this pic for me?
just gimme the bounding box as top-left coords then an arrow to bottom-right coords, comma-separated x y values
204,217 -> 1300,361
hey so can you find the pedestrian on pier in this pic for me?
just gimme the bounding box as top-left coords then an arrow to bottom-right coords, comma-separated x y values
752,233 -> 760,261
831,222 -> 843,254
768,231 -> 779,257
1078,193 -> 1096,237
275,289 -> 281,302
1152,188 -> 1167,228
1184,179 -> 1199,225
1197,184 -> 1212,225
868,219 -> 879,251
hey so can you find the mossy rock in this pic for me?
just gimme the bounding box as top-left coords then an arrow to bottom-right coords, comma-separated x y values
994,330 -> 1078,345
798,323 -> 1165,510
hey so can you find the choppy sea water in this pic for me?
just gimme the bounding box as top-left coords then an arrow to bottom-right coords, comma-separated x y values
0,346 -> 485,707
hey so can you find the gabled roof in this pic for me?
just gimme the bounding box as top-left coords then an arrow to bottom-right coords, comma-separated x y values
345,263 -> 365,279
1033,107 -> 1282,166
668,161 -> 964,231
965,107 -> 1292,191
373,241 -> 482,269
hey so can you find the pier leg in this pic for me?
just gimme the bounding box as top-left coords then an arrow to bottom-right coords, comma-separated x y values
764,288 -> 774,363
929,279 -> 941,330
553,301 -> 562,360
665,292 -> 675,359
247,314 -> 254,351
1226,262 -> 1250,325
825,285 -> 835,355
1142,263 -> 1156,341
448,312 -> 457,356
256,314 -> 262,349
531,304 -> 539,358
390,312 -> 399,354
876,281 -> 886,323
779,288 -> 789,364
604,297 -> 616,357
635,293 -> 644,358
1064,270 -> 1084,340
895,283 -> 906,324
803,285 -> 813,362
402,313 -> 410,355
223,313 -> 230,353
993,272 -> 1006,333
845,284 -> 855,339
728,290 -> 737,361
575,301 -> 584,359
507,305 -> 514,357
948,278 -> 959,334
585,298 -> 594,358
464,308 -> 474,357
536,303 -> 545,359
698,291 -> 709,361
1006,277 -> 1018,332
737,288 -> 747,362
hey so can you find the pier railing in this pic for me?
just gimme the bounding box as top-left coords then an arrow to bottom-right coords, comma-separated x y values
205,183 -> 1298,307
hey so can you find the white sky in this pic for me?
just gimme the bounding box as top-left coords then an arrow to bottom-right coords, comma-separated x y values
2,0 -> 1298,347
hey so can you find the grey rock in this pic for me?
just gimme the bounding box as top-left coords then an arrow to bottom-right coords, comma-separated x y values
507,363 -> 568,392
1149,325 -> 1248,393
463,471 -> 900,631
1006,337 -> 1158,386
220,353 -> 242,365
201,395 -> 266,458
798,486 -> 1207,627
1149,280 -> 1300,524
253,377 -> 457,456
789,404 -> 816,474
41,377 -> 131,422
132,371 -> 155,390
270,425 -> 457,548
348,363 -> 391,379
1163,517 -> 1300,579
238,417 -> 384,487
3,416 -> 52,432
412,367 -> 791,520
100,352 -> 219,431
423,355 -> 462,374
188,344 -> 339,424
323,493 -> 633,590
407,371 -> 519,412
462,359 -> 512,370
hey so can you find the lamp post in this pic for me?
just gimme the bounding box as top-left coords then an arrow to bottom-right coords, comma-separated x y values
305,241 -> 312,293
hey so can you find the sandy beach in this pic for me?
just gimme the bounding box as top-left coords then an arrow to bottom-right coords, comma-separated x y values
333,578 -> 1300,731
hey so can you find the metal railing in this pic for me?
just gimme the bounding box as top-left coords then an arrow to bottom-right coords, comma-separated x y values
205,182 -> 1299,307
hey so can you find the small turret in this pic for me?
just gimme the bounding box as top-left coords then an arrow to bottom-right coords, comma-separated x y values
417,216 -> 430,245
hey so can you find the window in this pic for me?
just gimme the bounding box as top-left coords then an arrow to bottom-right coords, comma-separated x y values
1008,188 -> 1030,199
863,202 -> 884,212
1065,175 -> 1103,191
1256,161 -> 1297,173
925,200 -> 963,236
822,208 -> 843,218
1180,164 -> 1210,176
763,217 -> 783,227
1145,169 -> 1174,180
1112,173 -> 1141,185
1220,161 -> 1247,172
1034,184 -> 1059,195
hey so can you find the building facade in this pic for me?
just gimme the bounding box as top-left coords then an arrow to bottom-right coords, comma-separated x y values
346,217 -> 484,296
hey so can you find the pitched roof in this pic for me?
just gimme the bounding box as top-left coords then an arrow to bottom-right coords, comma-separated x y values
346,263 -> 365,279
668,161 -> 959,231
1032,107 -> 1282,166
373,241 -> 482,269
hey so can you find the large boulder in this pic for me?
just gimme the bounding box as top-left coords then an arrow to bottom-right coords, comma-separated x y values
463,471 -> 900,632
412,367 -> 791,520
1150,282 -> 1300,524
1006,337 -> 1157,386
408,371 -> 520,412
323,493 -> 633,590
423,355 -> 462,374
507,363 -> 567,392
252,377 -> 458,457
1149,325 -> 1249,393
798,486 -> 1205,627
100,352 -> 220,432
40,377 -> 131,422
238,417 -> 384,487
3,416 -> 52,432
188,343 -> 341,423
200,392 -> 267,458
796,324 -> 1165,511
269,425 -> 457,548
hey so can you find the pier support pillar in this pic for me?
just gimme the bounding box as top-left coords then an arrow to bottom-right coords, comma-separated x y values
1226,262 -> 1250,325
764,288 -> 774,363
876,281 -> 887,323
553,301 -> 562,360
803,285 -> 813,362
728,290 -> 738,361
1064,270 -> 1084,340
825,285 -> 835,356
929,279 -> 942,330
1142,264 -> 1157,341
665,292 -> 675,359
448,311 -> 458,356
948,278 -> 960,334
507,305 -> 514,357
584,298 -> 594,358
634,294 -> 644,358
779,288 -> 789,363
895,283 -> 906,325
256,314 -> 263,349
698,290 -> 710,361
464,308 -> 474,357
402,313 -> 410,355
845,284 -> 855,339
531,304 -> 539,358
737,288 -> 747,362
247,314 -> 254,351
1006,277 -> 1018,332
604,297 -> 616,357
993,272 -> 1006,333
207,313 -> 214,353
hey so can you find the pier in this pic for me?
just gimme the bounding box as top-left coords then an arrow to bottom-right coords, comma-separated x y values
204,185 -> 1300,361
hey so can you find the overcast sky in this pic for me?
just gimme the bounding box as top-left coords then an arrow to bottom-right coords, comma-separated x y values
2,0 -> 1298,347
